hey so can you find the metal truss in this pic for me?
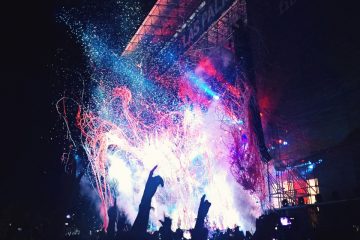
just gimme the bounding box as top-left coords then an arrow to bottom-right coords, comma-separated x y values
158,0 -> 247,83
268,164 -> 320,208
183,0 -> 247,63
122,0 -> 203,55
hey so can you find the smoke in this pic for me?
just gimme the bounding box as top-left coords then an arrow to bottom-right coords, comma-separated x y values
100,100 -> 262,231
58,5 -> 264,231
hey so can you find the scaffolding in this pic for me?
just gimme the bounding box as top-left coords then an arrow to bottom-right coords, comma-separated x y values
268,159 -> 321,208
182,0 -> 246,63
122,0 -> 247,73
122,0 -> 204,56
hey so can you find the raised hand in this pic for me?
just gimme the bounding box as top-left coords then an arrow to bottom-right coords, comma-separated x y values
197,194 -> 211,221
194,194 -> 211,232
190,194 -> 211,240
142,165 -> 164,203
192,195 -> 211,240
131,165 -> 164,237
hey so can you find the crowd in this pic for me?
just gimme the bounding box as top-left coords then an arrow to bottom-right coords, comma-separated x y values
3,165 -> 360,239
64,165 -> 254,240
106,165 -> 220,240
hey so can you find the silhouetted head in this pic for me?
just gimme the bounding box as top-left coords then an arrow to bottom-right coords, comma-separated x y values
246,230 -> 252,237
159,216 -> 172,229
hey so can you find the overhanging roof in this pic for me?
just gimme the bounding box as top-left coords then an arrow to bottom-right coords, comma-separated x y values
122,0 -> 203,55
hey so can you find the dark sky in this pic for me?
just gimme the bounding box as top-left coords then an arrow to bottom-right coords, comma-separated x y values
1,0 -> 155,220
246,0 -> 360,163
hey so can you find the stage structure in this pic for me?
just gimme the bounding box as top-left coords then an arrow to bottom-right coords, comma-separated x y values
268,161 -> 321,208
122,0 -> 301,211
58,0 -> 325,232
125,3 -> 267,159
265,125 -> 321,208
122,0 -> 272,158
122,0 -> 247,80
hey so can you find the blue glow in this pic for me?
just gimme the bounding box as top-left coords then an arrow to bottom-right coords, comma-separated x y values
187,72 -> 219,99
283,141 -> 288,146
241,134 -> 248,142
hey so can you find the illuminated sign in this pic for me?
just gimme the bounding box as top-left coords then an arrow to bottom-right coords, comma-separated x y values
179,0 -> 235,50
155,0 -> 236,74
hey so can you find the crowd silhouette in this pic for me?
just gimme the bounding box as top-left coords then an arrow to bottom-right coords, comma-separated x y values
103,165 -> 252,240
4,165 -> 360,240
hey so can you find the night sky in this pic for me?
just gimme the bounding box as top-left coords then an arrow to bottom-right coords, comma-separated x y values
2,0 -> 155,225
2,0 -> 360,230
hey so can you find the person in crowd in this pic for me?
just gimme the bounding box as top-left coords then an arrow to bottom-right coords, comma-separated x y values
233,226 -> 245,240
107,198 -> 118,239
174,227 -> 184,240
190,194 -> 212,240
131,165 -> 164,239
159,216 -> 174,240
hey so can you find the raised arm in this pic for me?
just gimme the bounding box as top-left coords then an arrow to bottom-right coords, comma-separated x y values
131,165 -> 164,237
192,194 -> 211,240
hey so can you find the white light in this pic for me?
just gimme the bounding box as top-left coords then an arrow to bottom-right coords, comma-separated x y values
213,95 -> 220,100
280,217 -> 291,226
65,222 -> 69,226
66,214 -> 71,219
87,97 -> 261,231
283,141 -> 288,145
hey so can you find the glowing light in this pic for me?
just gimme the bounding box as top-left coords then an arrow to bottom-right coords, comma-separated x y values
280,217 -> 291,226
58,12 -> 267,231
186,72 -> 219,99
69,81 -> 266,231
